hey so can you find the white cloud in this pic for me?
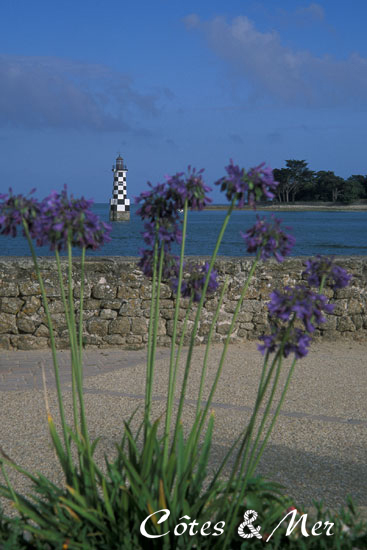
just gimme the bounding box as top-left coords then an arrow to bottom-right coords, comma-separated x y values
184,14 -> 367,107
184,13 -> 200,29
295,3 -> 325,23
0,55 -> 163,131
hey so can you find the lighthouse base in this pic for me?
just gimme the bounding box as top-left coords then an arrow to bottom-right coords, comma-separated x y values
109,210 -> 130,221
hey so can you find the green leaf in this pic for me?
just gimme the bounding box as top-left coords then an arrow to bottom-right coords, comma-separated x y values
141,419 -> 159,480
101,477 -> 116,525
59,496 -> 104,530
90,436 -> 101,456
47,414 -> 72,476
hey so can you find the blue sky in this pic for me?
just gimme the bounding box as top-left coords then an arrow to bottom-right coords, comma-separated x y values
1,0 -> 367,203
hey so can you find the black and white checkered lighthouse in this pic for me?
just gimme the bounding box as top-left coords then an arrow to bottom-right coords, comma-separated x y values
109,155 -> 130,221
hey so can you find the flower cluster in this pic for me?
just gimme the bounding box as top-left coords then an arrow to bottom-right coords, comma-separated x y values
259,252 -> 352,359
165,167 -> 212,211
258,284 -> 335,359
215,160 -> 278,208
0,186 -> 111,251
135,181 -> 176,223
241,215 -> 295,262
35,187 -> 112,251
0,188 -> 40,237
138,249 -> 179,280
246,163 -> 279,207
142,220 -> 182,249
170,262 -> 219,303
258,327 -> 312,359
268,286 -> 334,333
135,167 -> 211,222
135,168 -> 212,280
302,255 -> 352,290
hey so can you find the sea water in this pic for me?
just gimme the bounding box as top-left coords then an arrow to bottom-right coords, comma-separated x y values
0,204 -> 366,257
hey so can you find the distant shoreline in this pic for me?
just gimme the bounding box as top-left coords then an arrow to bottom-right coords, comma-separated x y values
205,202 -> 367,212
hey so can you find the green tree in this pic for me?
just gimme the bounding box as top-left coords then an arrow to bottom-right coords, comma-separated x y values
296,178 -> 317,201
343,176 -> 366,203
273,160 -> 313,203
347,175 -> 367,198
314,171 -> 345,202
272,168 -> 290,203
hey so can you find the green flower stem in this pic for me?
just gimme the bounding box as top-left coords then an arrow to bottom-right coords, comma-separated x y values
247,278 -> 328,479
245,277 -> 329,482
67,241 -> 97,501
195,256 -> 259,444
169,300 -> 196,433
220,350 -> 282,547
208,359 -> 272,505
171,200 -> 236,441
66,244 -> 89,435
222,317 -> 298,547
1,465 -> 19,508
174,296 -> 193,372
245,315 -> 296,459
195,276 -> 229,416
65,243 -> 83,449
253,314 -> 295,419
78,247 -> 86,362
248,357 -> 297,477
163,200 -> 188,465
319,275 -> 326,294
145,244 -> 164,432
256,350 -> 270,397
67,240 -> 79,370
67,241 -> 84,428
169,295 -> 193,455
179,278 -> 229,466
239,325 -> 292,470
246,354 -> 285,473
144,236 -> 158,433
185,199 -> 235,341
22,221 -> 74,480
206,430 -> 244,495
54,249 -> 79,434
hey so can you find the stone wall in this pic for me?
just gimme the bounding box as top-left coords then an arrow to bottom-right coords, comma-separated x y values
0,257 -> 366,350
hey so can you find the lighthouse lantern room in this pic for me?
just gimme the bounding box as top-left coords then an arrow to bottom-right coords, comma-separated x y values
109,155 -> 130,221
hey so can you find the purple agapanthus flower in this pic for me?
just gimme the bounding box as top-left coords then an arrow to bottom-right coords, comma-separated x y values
170,261 -> 219,302
246,163 -> 278,207
302,256 -> 352,290
259,283 -> 335,359
268,285 -> 334,333
138,248 -> 179,280
135,167 -> 211,223
0,188 -> 40,238
35,186 -> 111,251
166,167 -> 212,211
1,187 -> 111,251
135,168 -> 212,280
142,220 -> 182,248
135,181 -> 177,223
135,181 -> 183,278
258,327 -> 312,359
215,160 -> 245,205
215,160 -> 278,209
241,215 -> 295,262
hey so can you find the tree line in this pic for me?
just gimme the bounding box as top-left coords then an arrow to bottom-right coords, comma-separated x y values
272,160 -> 367,204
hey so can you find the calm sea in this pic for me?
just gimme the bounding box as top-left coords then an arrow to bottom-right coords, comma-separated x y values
1,204 -> 366,257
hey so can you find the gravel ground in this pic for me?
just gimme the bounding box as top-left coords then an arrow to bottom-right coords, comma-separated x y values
0,340 -> 366,518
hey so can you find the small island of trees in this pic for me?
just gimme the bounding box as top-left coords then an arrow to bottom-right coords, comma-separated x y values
273,160 -> 367,204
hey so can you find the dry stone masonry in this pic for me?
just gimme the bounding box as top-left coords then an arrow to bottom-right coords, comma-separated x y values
0,257 -> 366,350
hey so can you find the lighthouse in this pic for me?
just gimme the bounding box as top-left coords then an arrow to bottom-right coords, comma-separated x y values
109,155 -> 130,221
